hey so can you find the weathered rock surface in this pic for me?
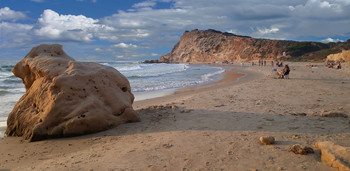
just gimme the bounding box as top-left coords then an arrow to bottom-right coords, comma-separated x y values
327,50 -> 350,63
314,141 -> 350,171
259,136 -> 275,145
5,44 -> 140,141
160,29 -> 297,63
289,144 -> 314,155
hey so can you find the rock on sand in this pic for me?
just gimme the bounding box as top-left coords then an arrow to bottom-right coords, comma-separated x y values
5,44 -> 140,141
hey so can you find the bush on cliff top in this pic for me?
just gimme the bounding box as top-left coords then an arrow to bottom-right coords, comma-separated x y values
286,42 -> 329,57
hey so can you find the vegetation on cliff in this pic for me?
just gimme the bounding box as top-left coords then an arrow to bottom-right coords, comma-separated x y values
285,40 -> 350,61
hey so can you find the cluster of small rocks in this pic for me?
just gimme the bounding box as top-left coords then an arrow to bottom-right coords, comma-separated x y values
260,136 -> 314,155
289,144 -> 314,155
291,111 -> 348,118
142,104 -> 178,111
259,136 -> 350,170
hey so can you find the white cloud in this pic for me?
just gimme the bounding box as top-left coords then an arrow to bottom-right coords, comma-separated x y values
257,27 -> 280,35
320,38 -> 344,43
32,9 -> 111,42
1,0 -> 350,60
133,1 -> 157,8
292,0 -> 345,19
111,43 -> 138,49
0,7 -> 27,21
151,53 -> 160,57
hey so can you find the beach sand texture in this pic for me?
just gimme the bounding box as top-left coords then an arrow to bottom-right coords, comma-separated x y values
0,62 -> 349,171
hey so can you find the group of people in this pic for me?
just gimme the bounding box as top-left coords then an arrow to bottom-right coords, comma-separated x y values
249,59 -> 290,79
326,61 -> 342,69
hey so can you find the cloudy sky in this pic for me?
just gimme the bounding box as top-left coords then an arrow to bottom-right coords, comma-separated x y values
1,0 -> 350,61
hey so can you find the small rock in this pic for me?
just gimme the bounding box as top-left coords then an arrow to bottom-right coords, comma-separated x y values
292,135 -> 300,139
277,166 -> 285,170
289,144 -> 314,155
260,136 -> 275,145
162,143 -> 173,148
291,112 -> 307,116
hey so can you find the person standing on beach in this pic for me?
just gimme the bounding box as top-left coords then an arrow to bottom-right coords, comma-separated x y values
271,61 -> 274,67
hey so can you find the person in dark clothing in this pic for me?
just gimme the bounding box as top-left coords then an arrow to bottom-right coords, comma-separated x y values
277,65 -> 290,79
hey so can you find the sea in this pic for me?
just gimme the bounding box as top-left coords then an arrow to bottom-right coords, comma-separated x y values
0,60 -> 225,137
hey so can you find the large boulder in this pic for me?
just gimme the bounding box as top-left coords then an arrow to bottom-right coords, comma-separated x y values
5,44 -> 140,141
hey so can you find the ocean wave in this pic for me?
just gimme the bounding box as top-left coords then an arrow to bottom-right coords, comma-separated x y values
0,65 -> 14,72
123,63 -> 187,78
132,81 -> 200,92
201,68 -> 225,81
116,65 -> 143,71
0,90 -> 9,96
3,78 -> 22,84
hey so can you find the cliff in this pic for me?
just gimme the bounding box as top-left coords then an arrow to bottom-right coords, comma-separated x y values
327,50 -> 350,63
161,29 -> 298,63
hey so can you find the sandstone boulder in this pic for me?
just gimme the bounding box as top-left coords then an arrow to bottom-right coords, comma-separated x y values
314,141 -> 350,171
259,136 -> 275,145
5,44 -> 140,141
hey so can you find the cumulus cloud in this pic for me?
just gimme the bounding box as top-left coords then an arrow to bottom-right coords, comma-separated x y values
291,0 -> 346,19
0,7 -> 27,21
32,9 -> 111,42
111,43 -> 138,49
133,1 -> 157,8
257,27 -> 280,35
320,38 -> 344,43
1,0 -> 350,59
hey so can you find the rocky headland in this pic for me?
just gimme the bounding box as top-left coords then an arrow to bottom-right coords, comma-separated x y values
161,29 -> 350,63
161,29 -> 297,63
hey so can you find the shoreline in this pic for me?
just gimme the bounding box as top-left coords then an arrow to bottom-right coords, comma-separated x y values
1,62 -> 349,170
133,64 -> 246,109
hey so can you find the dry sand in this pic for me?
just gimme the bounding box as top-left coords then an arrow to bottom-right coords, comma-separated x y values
0,62 -> 349,171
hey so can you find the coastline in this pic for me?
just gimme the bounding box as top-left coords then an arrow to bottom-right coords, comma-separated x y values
1,62 -> 349,170
133,64 -> 245,109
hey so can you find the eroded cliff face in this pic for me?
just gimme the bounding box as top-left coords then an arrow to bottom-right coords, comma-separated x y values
161,29 -> 297,63
327,50 -> 350,63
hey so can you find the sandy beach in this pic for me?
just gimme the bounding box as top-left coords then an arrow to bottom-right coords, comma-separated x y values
1,62 -> 349,171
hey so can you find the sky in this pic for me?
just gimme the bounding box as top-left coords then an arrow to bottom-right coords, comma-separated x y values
1,0 -> 350,61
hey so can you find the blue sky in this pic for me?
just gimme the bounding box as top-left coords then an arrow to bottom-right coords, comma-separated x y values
1,0 -> 350,61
